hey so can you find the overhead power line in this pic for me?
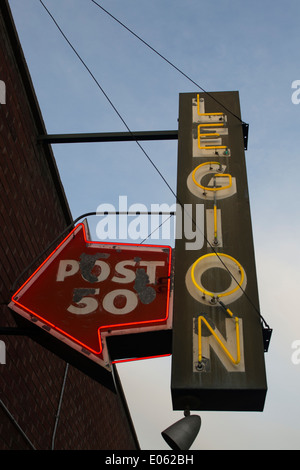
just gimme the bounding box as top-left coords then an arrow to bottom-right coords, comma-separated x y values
38,0 -> 176,200
90,0 -> 247,127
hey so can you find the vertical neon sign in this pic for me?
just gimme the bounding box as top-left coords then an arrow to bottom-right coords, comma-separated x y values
171,92 -> 267,412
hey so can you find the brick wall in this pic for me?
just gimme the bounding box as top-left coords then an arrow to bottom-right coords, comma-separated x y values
0,1 -> 138,450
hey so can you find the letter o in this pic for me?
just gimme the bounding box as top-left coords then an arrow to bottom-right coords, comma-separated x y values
103,289 -> 138,315
185,253 -> 247,306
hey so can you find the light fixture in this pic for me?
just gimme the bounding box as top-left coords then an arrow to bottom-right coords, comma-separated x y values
161,410 -> 201,450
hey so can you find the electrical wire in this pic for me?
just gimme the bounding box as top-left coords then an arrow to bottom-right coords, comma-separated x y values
38,1 -> 269,330
0,398 -> 36,450
51,363 -> 69,450
90,0 -> 247,126
140,214 -> 174,245
38,0 -> 175,200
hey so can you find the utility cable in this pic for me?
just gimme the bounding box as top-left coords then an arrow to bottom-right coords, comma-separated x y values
140,213 -> 174,245
0,398 -> 36,450
51,363 -> 69,450
38,1 -> 269,330
90,0 -> 247,126
39,0 -> 175,200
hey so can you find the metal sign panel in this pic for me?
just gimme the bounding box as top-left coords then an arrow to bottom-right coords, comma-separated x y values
171,91 -> 267,411
9,222 -> 172,370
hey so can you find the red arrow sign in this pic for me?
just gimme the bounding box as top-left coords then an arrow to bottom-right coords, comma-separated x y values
9,223 -> 172,369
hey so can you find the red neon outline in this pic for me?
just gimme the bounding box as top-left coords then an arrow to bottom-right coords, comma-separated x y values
111,353 -> 171,364
11,223 -> 172,358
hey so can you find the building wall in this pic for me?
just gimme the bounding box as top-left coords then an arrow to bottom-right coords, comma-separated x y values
0,1 -> 138,450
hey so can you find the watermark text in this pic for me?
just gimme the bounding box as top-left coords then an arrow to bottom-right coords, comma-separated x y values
291,340 -> 300,365
291,80 -> 300,104
96,196 -> 204,250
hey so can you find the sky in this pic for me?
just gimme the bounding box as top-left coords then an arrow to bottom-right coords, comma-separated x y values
7,0 -> 300,450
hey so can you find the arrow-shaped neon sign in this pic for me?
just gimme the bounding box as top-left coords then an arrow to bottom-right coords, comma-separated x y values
9,223 -> 172,370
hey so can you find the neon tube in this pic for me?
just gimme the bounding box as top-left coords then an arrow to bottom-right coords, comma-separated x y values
198,123 -> 227,150
191,253 -> 245,300
197,94 -> 224,117
198,315 -> 240,365
192,162 -> 232,192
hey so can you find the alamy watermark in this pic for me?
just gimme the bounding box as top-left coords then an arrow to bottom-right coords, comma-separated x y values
0,340 -> 6,364
96,196 -> 204,250
291,340 -> 300,365
0,80 -> 6,105
291,80 -> 300,104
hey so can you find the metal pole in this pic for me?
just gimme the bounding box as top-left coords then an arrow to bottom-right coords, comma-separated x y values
38,130 -> 178,144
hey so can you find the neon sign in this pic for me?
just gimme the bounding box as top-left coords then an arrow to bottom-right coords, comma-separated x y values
9,222 -> 172,370
171,91 -> 267,411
